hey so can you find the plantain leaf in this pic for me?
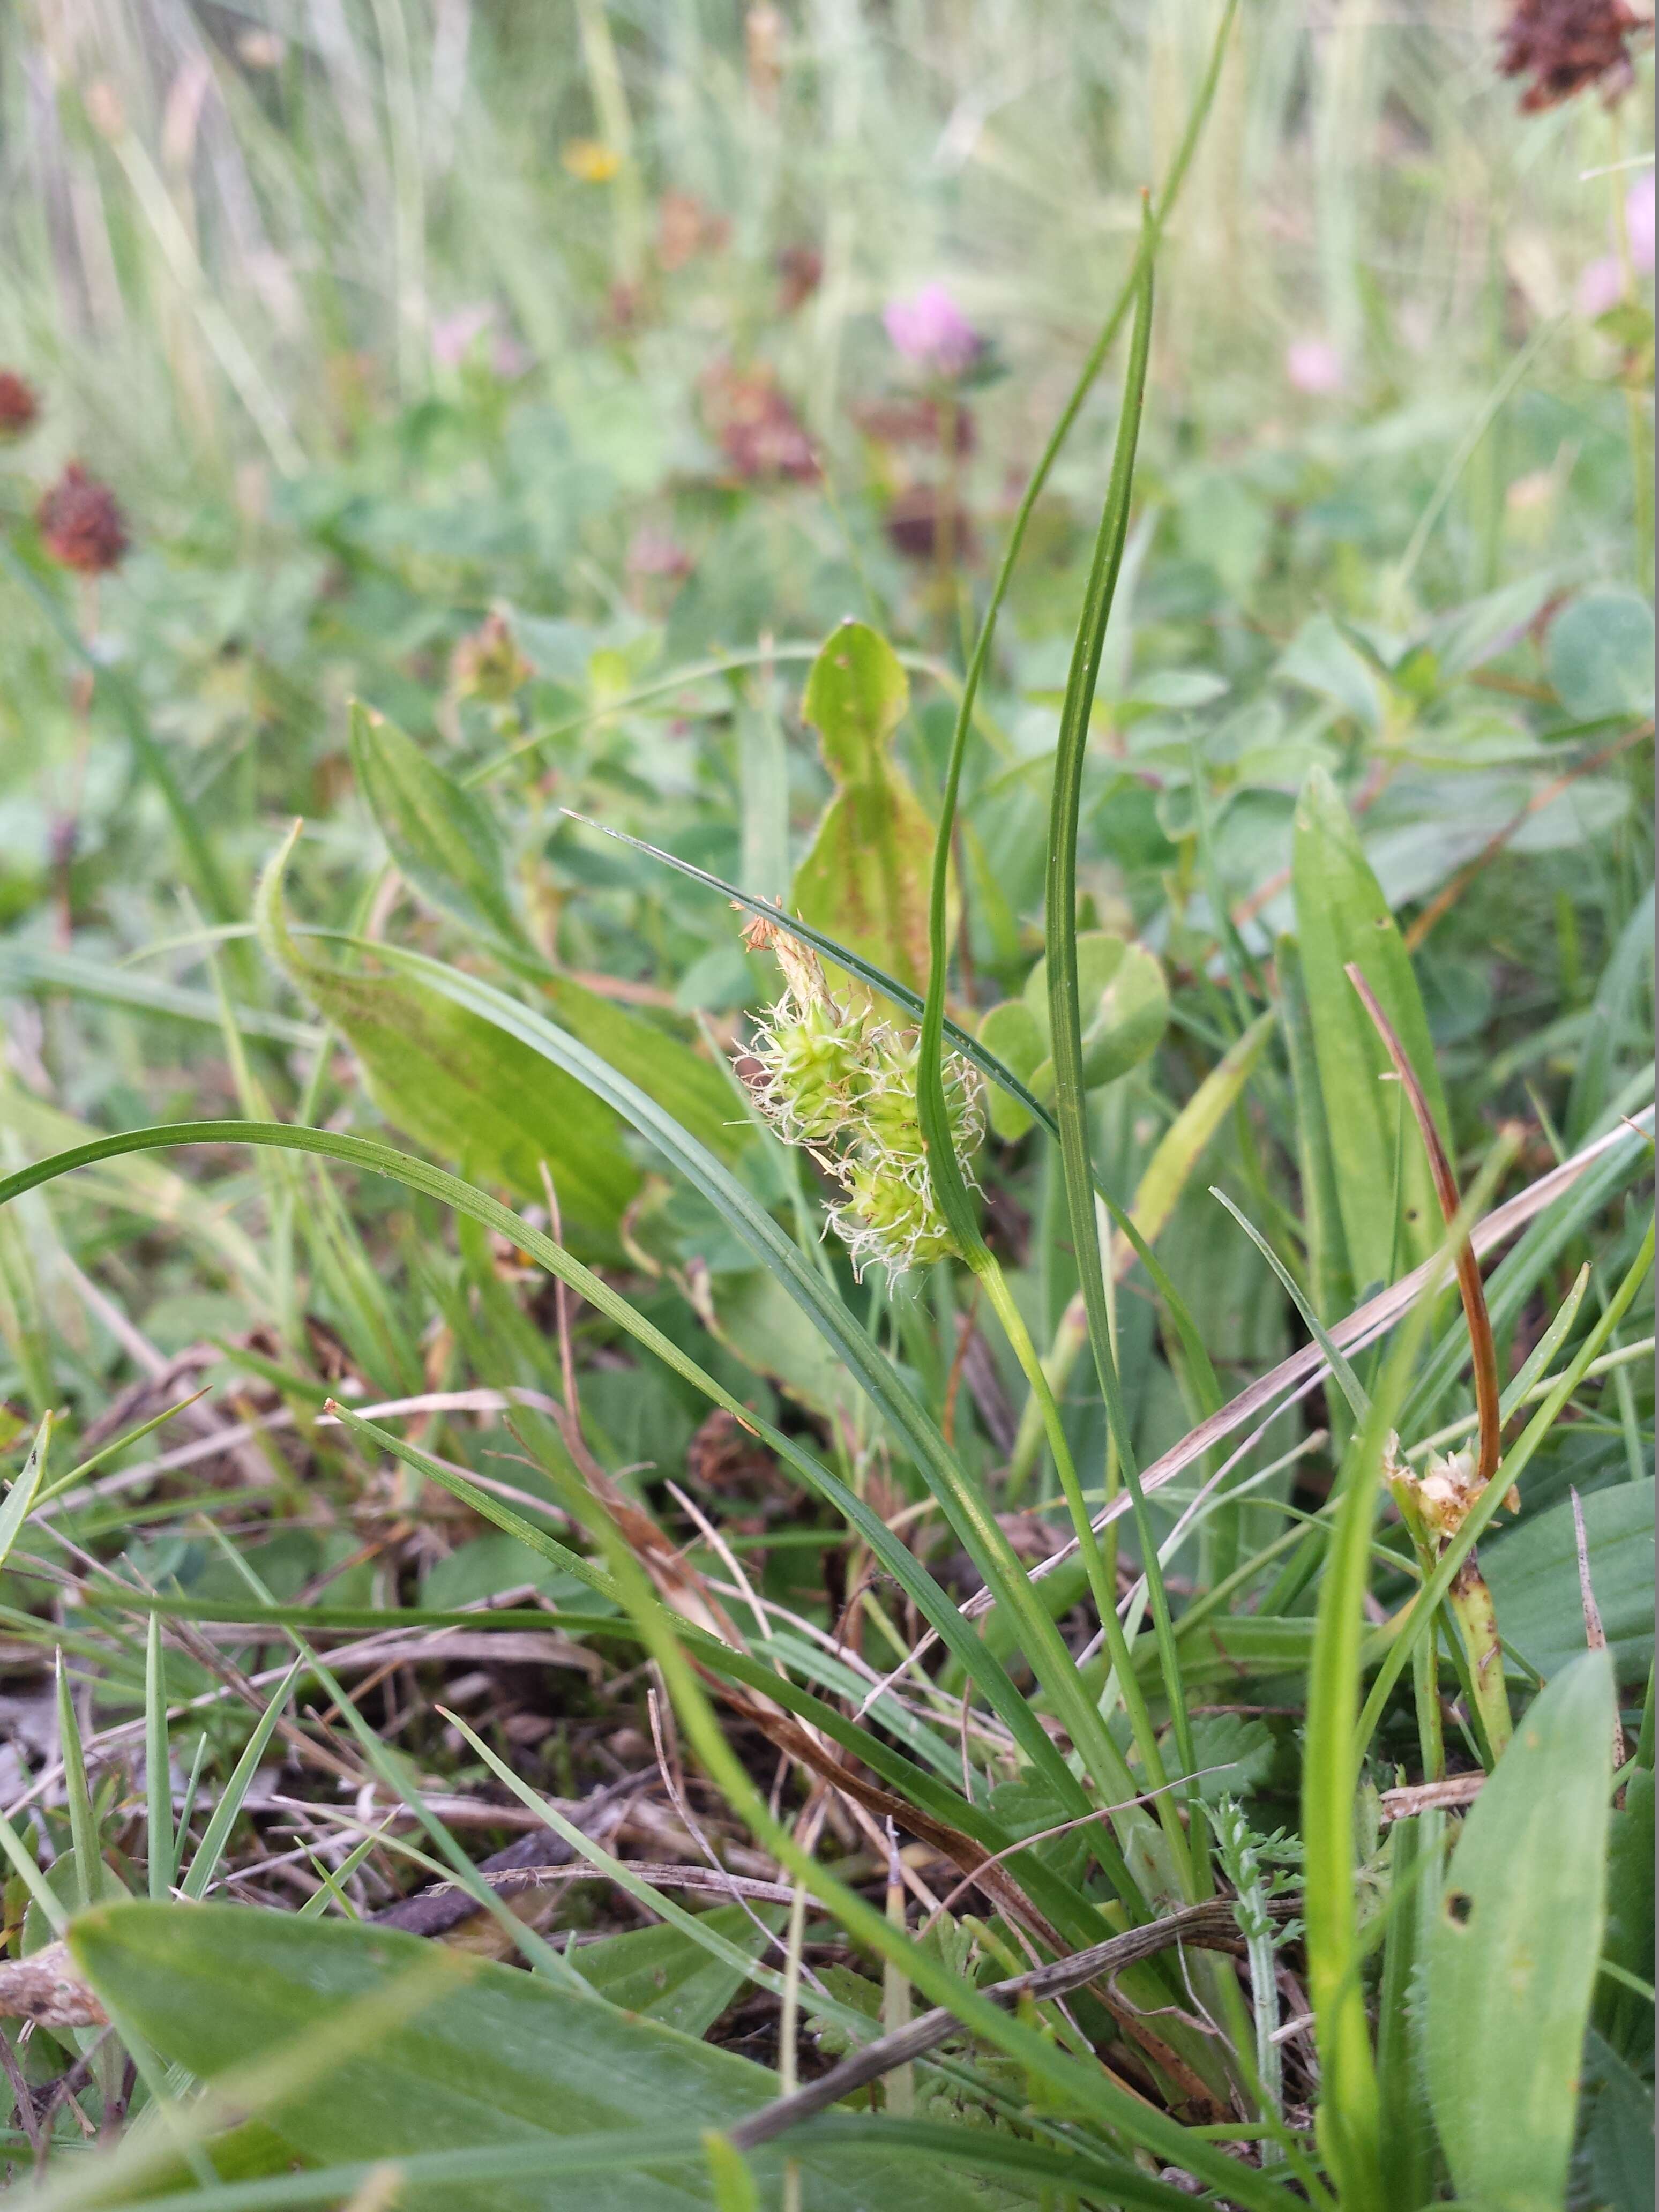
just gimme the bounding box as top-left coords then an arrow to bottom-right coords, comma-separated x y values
349,709 -> 742,1161
791,622 -> 953,993
1482,1480 -> 1655,1685
258,836 -> 638,1250
1129,1009 -> 1275,1250
1546,589 -> 1654,723
350,701 -> 526,948
533,969 -> 744,1165
68,1900 -> 1042,2210
1290,765 -> 1450,1292
576,1904 -> 785,2038
1426,1648 -> 1617,2212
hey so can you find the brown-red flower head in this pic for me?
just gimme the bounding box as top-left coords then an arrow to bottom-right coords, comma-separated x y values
1499,0 -> 1646,110
0,372 -> 39,442
36,463 -> 129,574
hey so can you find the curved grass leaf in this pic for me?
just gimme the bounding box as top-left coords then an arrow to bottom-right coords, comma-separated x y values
1035,228 -> 1206,1866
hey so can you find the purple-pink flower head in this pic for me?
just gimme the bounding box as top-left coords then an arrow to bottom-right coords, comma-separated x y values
1286,337 -> 1346,396
883,283 -> 982,378
1626,175 -> 1655,273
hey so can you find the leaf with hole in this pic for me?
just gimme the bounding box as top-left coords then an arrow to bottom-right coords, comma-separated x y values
1426,1648 -> 1617,2212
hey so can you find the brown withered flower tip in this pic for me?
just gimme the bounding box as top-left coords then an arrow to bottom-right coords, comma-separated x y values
699,359 -> 818,484
1499,0 -> 1646,109
0,372 -> 39,441
656,190 -> 730,273
451,610 -> 532,703
884,482 -> 976,564
776,244 -> 823,315
36,463 -> 128,573
854,396 -> 975,455
685,1407 -> 781,1500
626,525 -> 693,582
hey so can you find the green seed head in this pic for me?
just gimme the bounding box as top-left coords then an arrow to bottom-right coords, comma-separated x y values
738,925 -> 980,1277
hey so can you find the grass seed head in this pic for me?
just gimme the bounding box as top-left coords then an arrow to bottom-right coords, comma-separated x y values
740,921 -> 980,1276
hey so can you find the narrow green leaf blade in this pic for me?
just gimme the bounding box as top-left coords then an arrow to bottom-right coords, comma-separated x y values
0,1413 -> 49,1568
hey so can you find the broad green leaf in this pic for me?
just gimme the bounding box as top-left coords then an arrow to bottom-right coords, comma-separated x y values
576,1904 -> 785,2037
1574,2027 -> 1655,2212
791,622 -> 953,992
534,970 -> 743,1164
68,1900 -> 1038,2210
977,999 -> 1045,1141
1601,1766 -> 1654,2044
1546,590 -> 1655,723
977,935 -> 1168,1141
1426,1649 -> 1617,2212
1482,1480 -> 1654,1684
691,1267 -> 862,1426
1053,933 -> 1169,1091
1291,765 -> 1449,1291
350,701 -> 525,948
1277,612 -> 1381,732
1129,1008 -> 1275,1249
294,967 -> 637,1247
258,839 -> 638,1251
1277,933 -> 1349,1319
349,709 -> 741,1161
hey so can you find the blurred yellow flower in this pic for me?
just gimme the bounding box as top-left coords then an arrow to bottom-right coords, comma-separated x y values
562,139 -> 621,182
